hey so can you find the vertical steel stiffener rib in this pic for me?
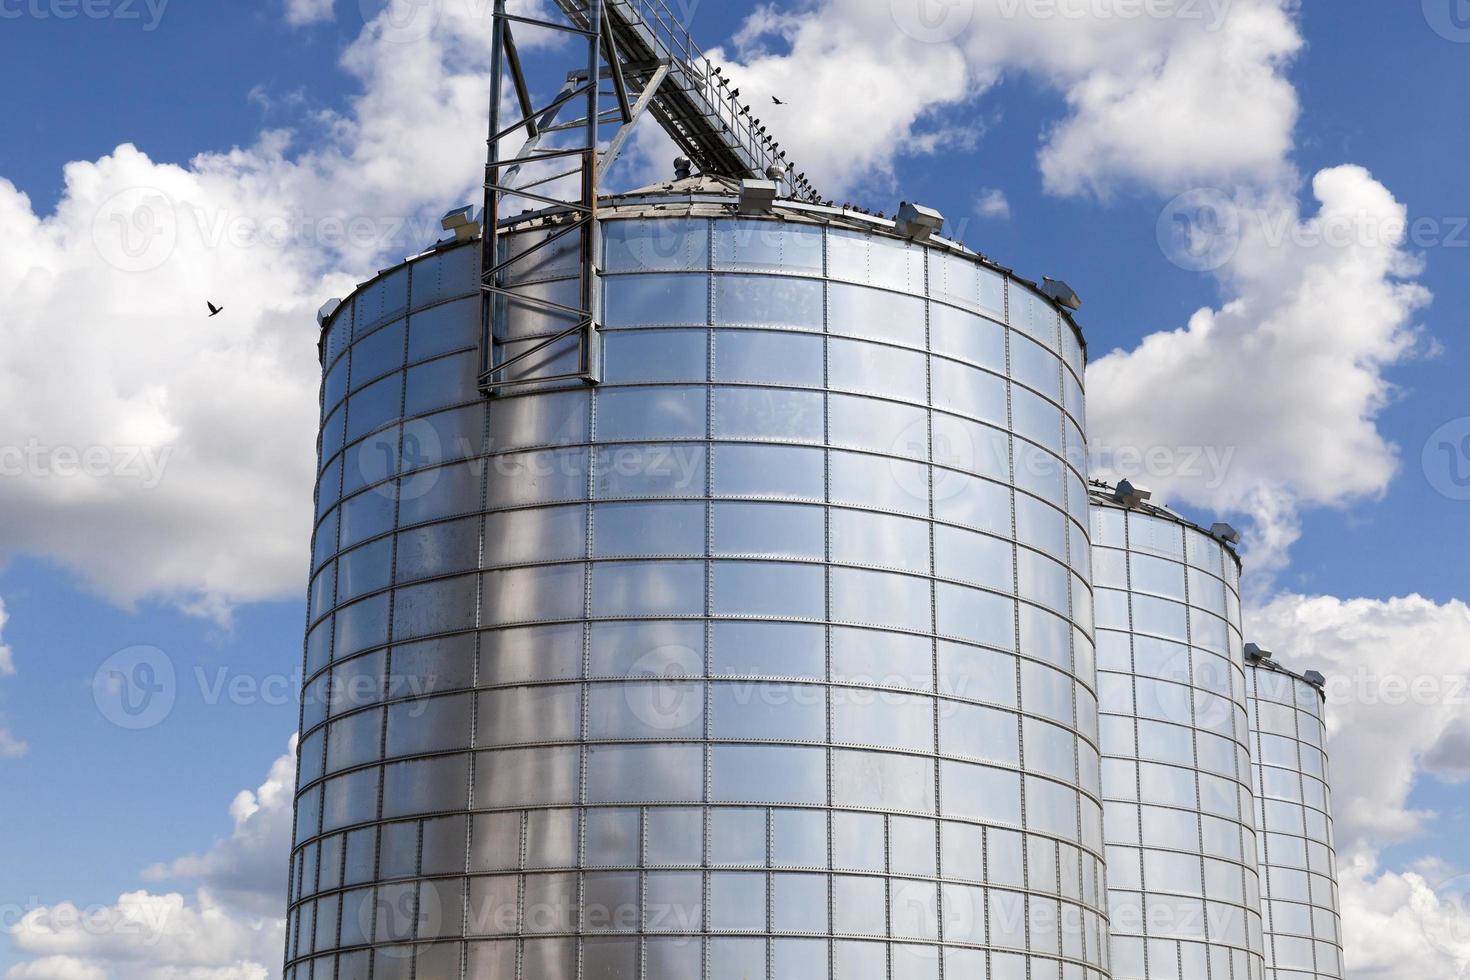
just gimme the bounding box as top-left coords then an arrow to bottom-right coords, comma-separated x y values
480,0 -> 823,395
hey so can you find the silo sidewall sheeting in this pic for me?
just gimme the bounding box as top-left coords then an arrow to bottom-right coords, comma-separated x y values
1247,665 -> 1343,980
1091,495 -> 1269,980
288,206 -> 1106,980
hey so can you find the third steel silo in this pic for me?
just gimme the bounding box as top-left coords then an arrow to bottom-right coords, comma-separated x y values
1245,650 -> 1343,980
1090,488 -> 1266,980
286,172 -> 1109,979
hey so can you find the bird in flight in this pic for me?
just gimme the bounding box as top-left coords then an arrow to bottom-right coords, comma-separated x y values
206,301 -> 224,318
772,96 -> 787,105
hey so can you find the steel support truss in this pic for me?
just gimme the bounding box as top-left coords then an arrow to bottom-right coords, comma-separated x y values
482,1 -> 673,394
481,0 -> 823,395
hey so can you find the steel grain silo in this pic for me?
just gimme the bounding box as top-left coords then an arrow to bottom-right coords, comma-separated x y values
1245,653 -> 1343,980
1090,490 -> 1267,980
285,176 -> 1108,980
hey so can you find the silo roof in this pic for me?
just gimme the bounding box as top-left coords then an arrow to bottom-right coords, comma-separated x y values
1087,482 -> 1245,572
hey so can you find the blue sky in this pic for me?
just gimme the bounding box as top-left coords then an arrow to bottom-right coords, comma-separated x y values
3,1 -> 1464,602
0,1 -> 1468,977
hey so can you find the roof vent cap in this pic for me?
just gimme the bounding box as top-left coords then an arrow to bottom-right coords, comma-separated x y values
896,201 -> 945,242
441,205 -> 481,242
765,163 -> 787,182
738,178 -> 779,215
1244,643 -> 1272,663
1112,479 -> 1152,508
674,156 -> 693,180
317,299 -> 342,328
1041,277 -> 1082,311
1210,522 -> 1242,546
314,299 -> 339,329
1303,670 -> 1327,690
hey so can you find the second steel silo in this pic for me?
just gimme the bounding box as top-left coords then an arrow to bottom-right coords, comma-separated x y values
1089,488 -> 1267,980
285,172 -> 1110,979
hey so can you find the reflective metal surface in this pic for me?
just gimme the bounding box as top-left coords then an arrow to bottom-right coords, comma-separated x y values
290,208 -> 1099,979
1090,495 -> 1266,980
1247,666 -> 1343,980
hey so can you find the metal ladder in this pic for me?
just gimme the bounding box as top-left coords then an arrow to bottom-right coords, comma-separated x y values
479,0 -> 822,394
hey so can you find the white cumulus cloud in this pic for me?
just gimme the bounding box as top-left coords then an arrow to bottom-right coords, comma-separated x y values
5,743 -> 296,980
0,598 -> 14,678
1337,854 -> 1470,980
1088,168 -> 1431,581
0,729 -> 26,760
1,3 -> 1461,977
707,7 -> 974,197
4,957 -> 108,980
1249,592 -> 1470,855
976,187 -> 1011,219
0,597 -> 23,758
283,0 -> 334,27
141,750 -> 297,917
0,0 -> 520,619
1245,593 -> 1470,979
708,0 -> 1303,198
0,0 -> 1362,611
1023,0 -> 1302,197
707,1 -> 1429,585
